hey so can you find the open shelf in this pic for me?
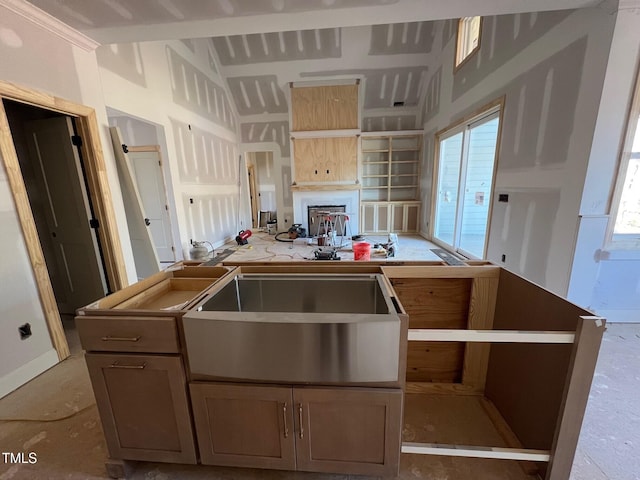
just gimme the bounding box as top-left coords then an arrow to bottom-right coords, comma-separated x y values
361,134 -> 422,203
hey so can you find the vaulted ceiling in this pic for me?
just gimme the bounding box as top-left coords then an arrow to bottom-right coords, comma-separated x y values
27,0 -> 599,44
23,0 -> 602,138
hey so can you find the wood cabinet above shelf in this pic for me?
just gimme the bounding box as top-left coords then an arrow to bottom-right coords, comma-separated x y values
291,84 -> 358,131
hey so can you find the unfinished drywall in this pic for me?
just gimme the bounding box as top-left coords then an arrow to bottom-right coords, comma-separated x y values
213,23 -> 433,227
0,4 -> 136,397
97,37 -> 246,256
567,7 -> 640,322
420,6 -> 616,295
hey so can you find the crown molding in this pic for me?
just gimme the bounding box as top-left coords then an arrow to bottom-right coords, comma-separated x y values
0,0 -> 100,52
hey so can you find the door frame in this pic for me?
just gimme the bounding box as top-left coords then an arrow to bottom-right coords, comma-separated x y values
430,96 -> 505,259
247,163 -> 259,228
0,80 -> 128,360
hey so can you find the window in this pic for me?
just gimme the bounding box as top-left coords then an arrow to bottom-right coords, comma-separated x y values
610,72 -> 640,248
455,16 -> 482,69
433,104 -> 502,259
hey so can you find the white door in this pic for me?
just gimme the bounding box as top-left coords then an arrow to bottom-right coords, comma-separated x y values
109,127 -> 160,280
127,148 -> 175,264
24,117 -> 107,314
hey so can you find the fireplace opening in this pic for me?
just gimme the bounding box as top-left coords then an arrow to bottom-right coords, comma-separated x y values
308,205 -> 347,236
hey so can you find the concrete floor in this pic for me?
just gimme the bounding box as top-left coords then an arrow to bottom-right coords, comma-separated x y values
1,234 -> 637,479
211,231 -> 444,263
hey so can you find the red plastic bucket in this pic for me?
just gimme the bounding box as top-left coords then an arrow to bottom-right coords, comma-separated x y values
353,242 -> 371,261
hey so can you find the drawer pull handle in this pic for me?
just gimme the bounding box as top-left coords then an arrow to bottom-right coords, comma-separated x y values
283,403 -> 289,438
101,336 -> 141,342
108,361 -> 146,369
298,403 -> 304,439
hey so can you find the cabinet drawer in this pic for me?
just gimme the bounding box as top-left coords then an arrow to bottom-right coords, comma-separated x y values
76,316 -> 180,353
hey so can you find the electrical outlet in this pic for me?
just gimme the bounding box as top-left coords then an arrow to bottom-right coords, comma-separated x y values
501,254 -> 506,262
19,323 -> 32,340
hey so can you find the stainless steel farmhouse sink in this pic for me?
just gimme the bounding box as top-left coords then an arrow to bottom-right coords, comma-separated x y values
182,274 -> 404,384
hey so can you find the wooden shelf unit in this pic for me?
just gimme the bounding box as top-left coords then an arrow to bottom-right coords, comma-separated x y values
361,134 -> 422,202
360,133 -> 422,233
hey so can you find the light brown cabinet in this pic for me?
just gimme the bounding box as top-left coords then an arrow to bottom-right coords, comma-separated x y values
190,383 -> 402,477
294,387 -> 402,476
190,383 -> 296,470
361,201 -> 420,234
292,136 -> 357,183
85,353 -> 197,464
291,84 -> 358,131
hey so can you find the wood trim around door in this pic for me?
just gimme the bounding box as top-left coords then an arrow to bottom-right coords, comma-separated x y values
0,80 -> 128,361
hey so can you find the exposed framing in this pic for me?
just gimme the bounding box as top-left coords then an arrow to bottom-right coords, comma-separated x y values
606,62 -> 640,247
0,80 -> 128,361
454,16 -> 483,73
429,96 -> 505,260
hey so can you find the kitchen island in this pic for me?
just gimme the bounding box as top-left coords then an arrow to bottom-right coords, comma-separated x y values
76,262 -> 603,480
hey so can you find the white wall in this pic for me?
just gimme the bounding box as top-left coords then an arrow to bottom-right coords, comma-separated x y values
0,5 -> 137,397
421,6 -> 616,295
568,7 -> 640,322
96,39 -> 247,258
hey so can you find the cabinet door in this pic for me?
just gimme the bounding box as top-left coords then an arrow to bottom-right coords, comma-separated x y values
85,353 -> 196,464
361,203 -> 391,233
324,136 -> 357,182
293,387 -> 402,477
293,138 -> 324,182
190,383 -> 296,470
293,137 -> 358,183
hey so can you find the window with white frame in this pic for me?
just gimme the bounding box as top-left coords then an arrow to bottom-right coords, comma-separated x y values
432,103 -> 502,259
611,73 -> 640,248
455,16 -> 482,69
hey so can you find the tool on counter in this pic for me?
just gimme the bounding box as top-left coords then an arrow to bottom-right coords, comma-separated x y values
235,229 -> 252,245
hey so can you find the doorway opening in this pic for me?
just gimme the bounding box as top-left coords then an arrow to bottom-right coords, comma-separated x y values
245,151 -> 277,229
3,99 -> 110,350
432,100 -> 503,259
0,82 -> 128,361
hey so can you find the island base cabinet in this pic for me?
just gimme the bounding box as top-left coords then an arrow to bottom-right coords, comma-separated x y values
190,383 -> 402,476
85,353 -> 197,464
190,383 -> 296,470
295,387 -> 403,477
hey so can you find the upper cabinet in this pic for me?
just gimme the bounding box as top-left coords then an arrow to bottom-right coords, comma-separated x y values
290,83 -> 360,186
291,85 -> 358,131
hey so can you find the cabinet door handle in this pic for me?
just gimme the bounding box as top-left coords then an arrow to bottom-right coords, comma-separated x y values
282,403 -> 289,438
298,403 -> 304,439
108,361 -> 146,369
101,335 -> 141,342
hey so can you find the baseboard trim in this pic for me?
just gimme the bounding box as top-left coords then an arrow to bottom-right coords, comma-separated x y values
0,349 -> 59,399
